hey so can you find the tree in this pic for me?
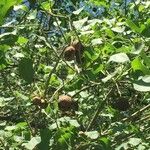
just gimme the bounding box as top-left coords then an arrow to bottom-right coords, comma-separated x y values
0,0 -> 150,149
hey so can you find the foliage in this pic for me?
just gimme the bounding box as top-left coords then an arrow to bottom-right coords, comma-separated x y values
0,0 -> 150,149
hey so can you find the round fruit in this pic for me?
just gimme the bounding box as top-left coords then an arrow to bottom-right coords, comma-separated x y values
64,46 -> 75,61
111,98 -> 130,111
32,96 -> 48,109
58,95 -> 78,112
72,41 -> 84,52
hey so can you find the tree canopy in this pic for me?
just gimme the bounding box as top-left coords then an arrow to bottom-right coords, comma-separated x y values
0,0 -> 150,149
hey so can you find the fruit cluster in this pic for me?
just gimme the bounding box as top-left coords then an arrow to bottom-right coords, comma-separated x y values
64,41 -> 84,63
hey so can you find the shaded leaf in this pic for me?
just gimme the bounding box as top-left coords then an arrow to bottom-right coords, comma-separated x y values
18,58 -> 34,83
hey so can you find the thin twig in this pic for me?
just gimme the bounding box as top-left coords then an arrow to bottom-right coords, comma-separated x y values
43,48 -> 65,98
48,77 -> 75,103
122,103 -> 150,122
72,82 -> 101,98
86,89 -> 112,131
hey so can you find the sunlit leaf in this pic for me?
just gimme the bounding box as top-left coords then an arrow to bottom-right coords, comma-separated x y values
141,75 -> 150,83
41,1 -> 54,12
111,26 -> 125,33
128,138 -> 141,146
73,17 -> 88,30
131,57 -> 150,75
91,38 -> 103,45
73,7 -> 84,15
22,136 -> 41,150
133,80 -> 150,92
17,36 -> 28,45
0,0 -> 22,25
84,131 -> 99,139
27,10 -> 37,20
108,53 -> 130,63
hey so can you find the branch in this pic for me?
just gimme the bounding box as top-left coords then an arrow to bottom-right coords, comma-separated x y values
86,89 -> 112,131
122,103 -> 150,122
43,48 -> 65,98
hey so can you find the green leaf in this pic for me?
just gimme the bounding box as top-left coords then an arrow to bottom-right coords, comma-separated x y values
141,51 -> 150,67
27,10 -> 37,20
128,138 -> 141,146
38,129 -> 52,150
142,75 -> 150,83
89,0 -> 109,8
22,136 -> 41,150
69,119 -> 80,127
73,17 -> 88,30
0,45 -> 9,70
133,80 -> 150,92
131,42 -> 144,55
0,30 -> 18,46
126,19 -> 141,33
73,7 -> 84,15
49,74 -> 61,87
18,58 -> 34,83
141,19 -> 150,37
0,0 -> 22,25
14,4 -> 28,12
0,97 -> 6,107
84,131 -> 99,139
92,64 -> 103,74
5,125 -> 16,131
17,36 -> 28,45
131,57 -> 150,75
111,26 -> 125,33
108,53 -> 130,63
41,1 -> 54,12
91,38 -> 103,46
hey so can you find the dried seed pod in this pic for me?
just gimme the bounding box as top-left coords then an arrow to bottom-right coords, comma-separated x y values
58,95 -> 78,112
111,98 -> 130,111
72,41 -> 84,52
32,96 -> 48,109
58,95 -> 72,111
72,41 -> 84,64
64,46 -> 76,61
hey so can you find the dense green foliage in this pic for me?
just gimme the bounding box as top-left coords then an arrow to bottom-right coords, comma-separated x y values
0,0 -> 150,149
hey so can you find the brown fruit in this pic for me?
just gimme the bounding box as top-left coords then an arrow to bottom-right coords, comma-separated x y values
72,41 -> 84,51
64,46 -> 76,61
72,41 -> 84,64
32,96 -> 48,109
58,95 -> 78,112
111,98 -> 130,111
